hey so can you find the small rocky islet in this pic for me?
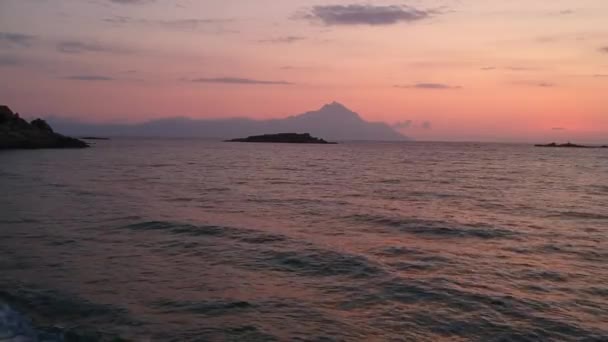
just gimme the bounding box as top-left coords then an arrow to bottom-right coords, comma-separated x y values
226,133 -> 337,144
535,142 -> 608,149
80,137 -> 110,141
0,105 -> 89,149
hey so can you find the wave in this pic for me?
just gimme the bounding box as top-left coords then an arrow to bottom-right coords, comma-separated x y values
371,246 -> 454,273
349,214 -> 516,239
151,299 -> 355,341
591,185 -> 608,194
122,221 -> 385,281
555,211 -> 608,220
372,246 -> 428,257
153,299 -> 254,316
259,248 -> 384,279
122,221 -> 287,245
377,179 -> 401,184
388,261 -> 437,271
518,270 -> 568,282
507,244 -> 608,262
0,218 -> 40,224
147,163 -> 175,168
335,276 -> 605,340
584,287 -> 608,298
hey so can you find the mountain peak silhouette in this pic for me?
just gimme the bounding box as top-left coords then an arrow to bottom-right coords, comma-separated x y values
296,101 -> 361,122
321,101 -> 350,111
320,101 -> 356,114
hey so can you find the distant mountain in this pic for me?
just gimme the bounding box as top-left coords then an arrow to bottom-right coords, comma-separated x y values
47,102 -> 408,141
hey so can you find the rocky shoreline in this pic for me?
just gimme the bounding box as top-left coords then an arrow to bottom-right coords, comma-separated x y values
0,105 -> 89,149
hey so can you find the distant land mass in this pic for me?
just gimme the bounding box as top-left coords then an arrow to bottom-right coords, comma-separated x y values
47,102 -> 408,141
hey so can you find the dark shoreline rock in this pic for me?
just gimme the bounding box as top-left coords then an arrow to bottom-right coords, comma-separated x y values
226,133 -> 337,144
0,105 -> 89,149
534,142 -> 606,149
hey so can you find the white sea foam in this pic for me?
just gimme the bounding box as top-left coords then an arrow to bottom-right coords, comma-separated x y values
0,304 -> 38,342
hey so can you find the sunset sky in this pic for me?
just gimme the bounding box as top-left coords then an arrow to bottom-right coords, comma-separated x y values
1,0 -> 607,142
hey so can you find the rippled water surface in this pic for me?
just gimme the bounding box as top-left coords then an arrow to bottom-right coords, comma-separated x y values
1,139 -> 607,341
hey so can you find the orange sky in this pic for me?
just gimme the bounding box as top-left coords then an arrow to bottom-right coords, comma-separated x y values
1,0 -> 607,142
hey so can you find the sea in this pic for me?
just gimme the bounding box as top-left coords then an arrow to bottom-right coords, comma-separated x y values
1,139 -> 607,341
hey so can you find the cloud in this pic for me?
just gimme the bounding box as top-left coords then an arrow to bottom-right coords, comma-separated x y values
506,66 -> 538,71
108,0 -> 153,4
600,46 -> 608,54
300,4 -> 435,26
532,82 -> 555,87
512,81 -> 555,87
191,77 -> 293,85
279,65 -> 326,71
395,83 -> 461,90
2,33 -> 131,56
593,74 -> 608,78
552,127 -> 566,131
534,31 -> 608,44
393,120 -> 412,129
259,36 -> 306,44
393,120 -> 432,130
0,32 -> 36,47
407,60 -> 476,69
159,19 -> 233,31
104,16 -> 236,33
57,40 -> 128,54
481,66 -> 540,71
64,75 -> 114,81
0,55 -> 21,66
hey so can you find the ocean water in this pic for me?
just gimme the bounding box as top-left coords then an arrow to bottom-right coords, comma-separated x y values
1,139 -> 607,341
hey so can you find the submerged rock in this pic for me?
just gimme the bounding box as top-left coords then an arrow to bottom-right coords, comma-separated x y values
0,105 -> 88,149
226,133 -> 336,144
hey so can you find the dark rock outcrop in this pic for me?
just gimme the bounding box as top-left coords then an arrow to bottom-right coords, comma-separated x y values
0,105 -> 89,149
535,142 -> 606,149
226,133 -> 336,144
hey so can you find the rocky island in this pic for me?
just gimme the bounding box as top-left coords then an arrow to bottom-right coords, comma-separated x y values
226,133 -> 336,144
0,105 -> 89,149
535,142 -> 607,149
80,136 -> 110,141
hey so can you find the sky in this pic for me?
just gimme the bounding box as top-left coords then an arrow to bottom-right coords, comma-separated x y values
1,0 -> 607,142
